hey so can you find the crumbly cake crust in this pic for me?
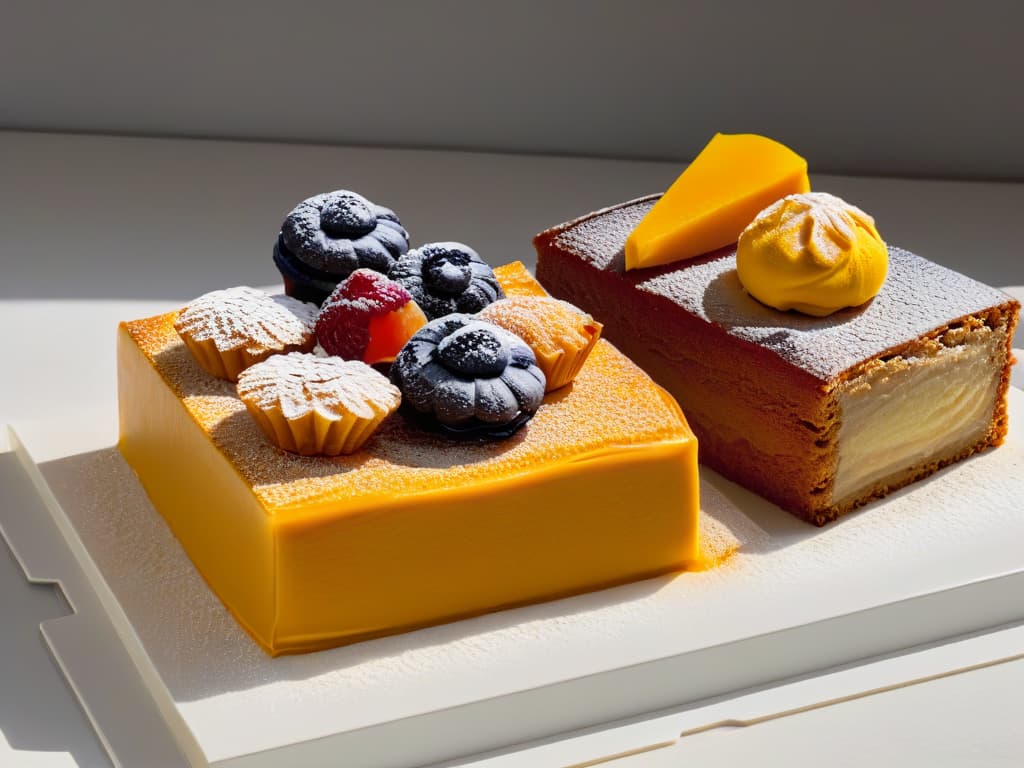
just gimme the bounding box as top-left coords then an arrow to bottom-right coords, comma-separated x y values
535,196 -> 1020,525
820,315 -> 1018,524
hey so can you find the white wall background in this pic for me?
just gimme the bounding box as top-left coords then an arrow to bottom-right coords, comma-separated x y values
2,0 -> 1022,180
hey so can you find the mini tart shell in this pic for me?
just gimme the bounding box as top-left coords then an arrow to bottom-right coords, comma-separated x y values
242,400 -> 390,456
236,353 -> 401,457
173,287 -> 318,382
478,296 -> 603,391
178,333 -> 315,382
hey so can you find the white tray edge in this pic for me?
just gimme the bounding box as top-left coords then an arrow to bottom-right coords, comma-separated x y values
1,428 -> 189,768
7,414 -> 1024,768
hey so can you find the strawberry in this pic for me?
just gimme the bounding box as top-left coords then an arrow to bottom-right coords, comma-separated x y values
316,269 -> 427,365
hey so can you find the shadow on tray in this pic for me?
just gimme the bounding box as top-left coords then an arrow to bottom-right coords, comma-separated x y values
33,445 -> 727,703
32,431 -> 1001,705
0,453 -> 112,767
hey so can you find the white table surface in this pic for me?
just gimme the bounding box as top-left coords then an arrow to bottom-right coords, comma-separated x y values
1,130 -> 1022,767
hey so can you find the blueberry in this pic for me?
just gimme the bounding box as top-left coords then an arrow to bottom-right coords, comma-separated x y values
389,242 -> 504,320
275,190 -> 410,303
423,245 -> 474,295
391,314 -> 546,439
273,236 -> 342,306
319,193 -> 376,238
436,323 -> 510,378
473,379 -> 520,424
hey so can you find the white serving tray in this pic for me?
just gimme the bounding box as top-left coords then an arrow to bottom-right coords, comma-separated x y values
5,388 -> 1024,768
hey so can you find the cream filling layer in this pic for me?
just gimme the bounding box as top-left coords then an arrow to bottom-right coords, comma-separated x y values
832,330 -> 1004,505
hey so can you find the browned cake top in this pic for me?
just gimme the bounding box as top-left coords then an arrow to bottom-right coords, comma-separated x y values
540,195 -> 1016,382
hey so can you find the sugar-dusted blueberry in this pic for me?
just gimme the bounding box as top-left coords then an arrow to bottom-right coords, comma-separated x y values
388,242 -> 504,320
391,313 -> 545,439
423,246 -> 474,295
274,190 -> 410,305
273,236 -> 344,306
319,193 -> 376,239
436,323 -> 510,378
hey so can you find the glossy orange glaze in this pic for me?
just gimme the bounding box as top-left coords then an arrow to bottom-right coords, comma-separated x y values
118,262 -> 701,655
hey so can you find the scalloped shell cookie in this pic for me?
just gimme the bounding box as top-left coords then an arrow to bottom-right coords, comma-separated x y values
173,286 -> 318,381
236,352 -> 401,455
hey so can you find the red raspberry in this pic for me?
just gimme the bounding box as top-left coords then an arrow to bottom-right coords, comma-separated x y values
316,269 -> 427,364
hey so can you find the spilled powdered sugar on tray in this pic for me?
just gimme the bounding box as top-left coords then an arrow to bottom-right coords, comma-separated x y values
29,396 -> 1023,754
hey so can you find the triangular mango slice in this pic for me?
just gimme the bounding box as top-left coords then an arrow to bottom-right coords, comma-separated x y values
625,133 -> 810,271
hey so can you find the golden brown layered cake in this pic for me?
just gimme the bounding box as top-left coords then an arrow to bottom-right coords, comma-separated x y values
535,196 -> 1020,525
118,262 -> 703,655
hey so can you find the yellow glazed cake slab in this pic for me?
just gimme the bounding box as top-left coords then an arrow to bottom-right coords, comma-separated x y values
117,263 -> 702,655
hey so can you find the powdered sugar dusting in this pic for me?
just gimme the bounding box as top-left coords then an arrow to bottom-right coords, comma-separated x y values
174,286 -> 317,355
123,267 -> 689,516
236,352 -> 400,422
478,296 -> 598,358
316,269 -> 414,360
320,270 -> 412,317
545,196 -> 1016,381
34,390 -> 1024,757
743,192 -> 878,264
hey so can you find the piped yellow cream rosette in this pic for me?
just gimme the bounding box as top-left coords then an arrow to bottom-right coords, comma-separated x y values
478,296 -> 603,391
736,192 -> 888,317
236,352 -> 401,456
